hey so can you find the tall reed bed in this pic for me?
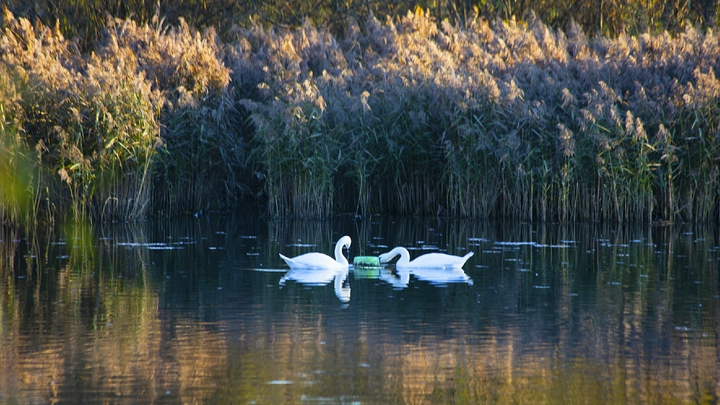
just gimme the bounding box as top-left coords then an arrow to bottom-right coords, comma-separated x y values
0,10 -> 245,223
96,17 -> 246,216
0,9 -> 162,222
0,63 -> 36,224
232,10 -> 720,221
4,8 -> 720,222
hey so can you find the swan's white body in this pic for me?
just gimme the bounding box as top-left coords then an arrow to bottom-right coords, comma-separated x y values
279,235 -> 351,270
378,247 -> 473,269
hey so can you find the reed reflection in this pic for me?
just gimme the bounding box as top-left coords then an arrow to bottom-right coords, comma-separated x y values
0,218 -> 718,404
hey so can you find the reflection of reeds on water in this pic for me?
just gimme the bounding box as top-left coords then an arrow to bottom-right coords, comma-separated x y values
2,218 -> 720,402
0,220 -> 235,404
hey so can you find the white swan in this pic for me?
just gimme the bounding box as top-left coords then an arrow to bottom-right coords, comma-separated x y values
378,246 -> 473,269
279,235 -> 351,269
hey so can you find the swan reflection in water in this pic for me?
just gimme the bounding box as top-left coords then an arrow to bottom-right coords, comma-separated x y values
378,246 -> 474,287
410,266 -> 473,286
378,267 -> 411,289
378,266 -> 473,288
279,268 -> 351,303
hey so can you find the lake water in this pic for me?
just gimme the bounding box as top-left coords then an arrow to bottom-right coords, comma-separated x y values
1,214 -> 718,404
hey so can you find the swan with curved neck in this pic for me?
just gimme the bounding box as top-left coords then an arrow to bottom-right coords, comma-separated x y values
279,235 -> 351,269
378,247 -> 473,269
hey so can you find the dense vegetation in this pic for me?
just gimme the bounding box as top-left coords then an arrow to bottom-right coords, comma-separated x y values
2,4 -> 720,223
5,0 -> 719,48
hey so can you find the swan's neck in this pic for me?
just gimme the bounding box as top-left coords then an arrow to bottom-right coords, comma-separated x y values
394,247 -> 411,265
334,241 -> 349,265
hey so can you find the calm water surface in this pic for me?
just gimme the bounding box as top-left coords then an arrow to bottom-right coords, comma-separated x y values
1,214 -> 719,404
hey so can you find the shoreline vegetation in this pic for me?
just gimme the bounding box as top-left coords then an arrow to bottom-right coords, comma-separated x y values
2,7 -> 720,223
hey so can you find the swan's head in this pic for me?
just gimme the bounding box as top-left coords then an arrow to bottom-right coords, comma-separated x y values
378,247 -> 407,263
337,235 -> 352,249
378,251 -> 393,263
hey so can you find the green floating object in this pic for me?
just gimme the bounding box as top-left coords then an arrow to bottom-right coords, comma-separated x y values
353,256 -> 381,267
